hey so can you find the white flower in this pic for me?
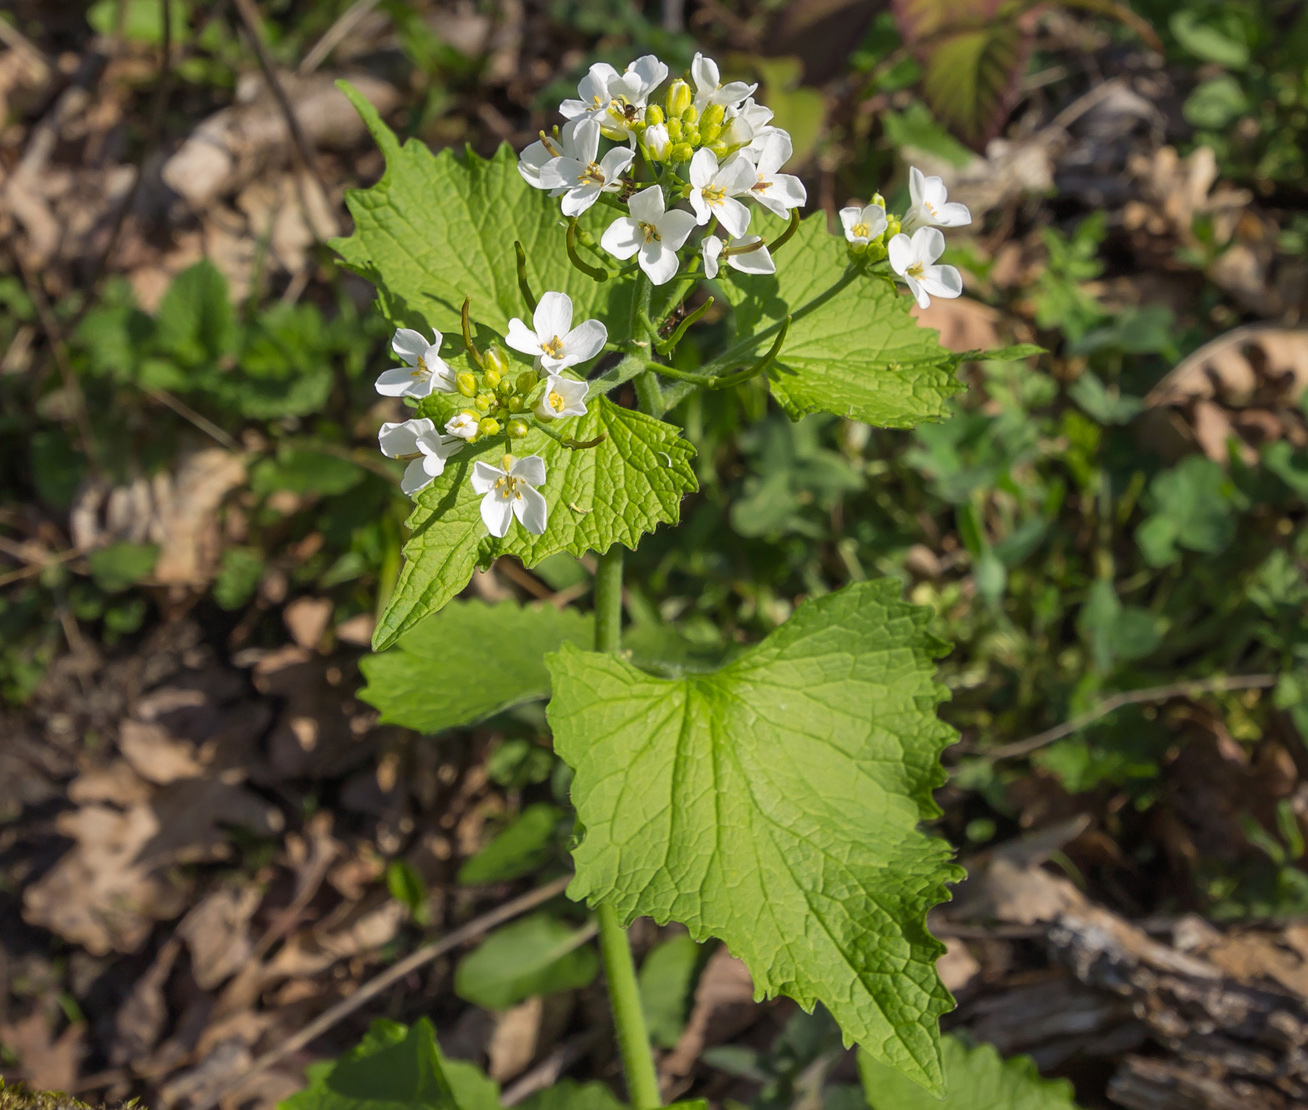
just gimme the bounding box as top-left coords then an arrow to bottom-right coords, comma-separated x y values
687,149 -> 755,237
471,454 -> 548,538
375,328 -> 457,399
735,97 -> 781,152
378,418 -> 464,496
518,118 -> 590,191
534,374 -> 589,421
505,291 -> 607,373
560,62 -> 621,120
446,412 -> 480,440
702,234 -> 775,279
607,54 -> 667,108
600,186 -> 698,286
691,52 -> 757,112
839,202 -> 887,245
888,227 -> 963,309
740,133 -> 806,218
538,119 -> 633,216
901,166 -> 972,233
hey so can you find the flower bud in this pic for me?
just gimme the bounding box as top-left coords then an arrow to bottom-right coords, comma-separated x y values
475,391 -> 495,413
497,376 -> 516,398
699,119 -> 722,143
885,214 -> 902,238
666,118 -> 683,143
507,418 -> 530,439
865,241 -> 888,263
680,104 -> 699,125
643,122 -> 672,161
870,192 -> 886,210
456,372 -> 478,397
516,371 -> 537,394
483,343 -> 509,378
670,142 -> 694,164
682,126 -> 701,147
665,78 -> 692,120
484,366 -> 503,388
645,104 -> 665,127
706,140 -> 729,158
700,103 -> 726,132
507,394 -> 524,410
478,417 -> 501,438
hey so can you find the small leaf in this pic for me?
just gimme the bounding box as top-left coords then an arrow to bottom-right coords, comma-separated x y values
154,260 -> 236,365
88,542 -> 159,593
860,1034 -> 1082,1108
458,803 -> 564,885
1183,75 -> 1249,129
280,1018 -> 462,1110
373,400 -> 696,650
1170,11 -> 1249,68
251,448 -> 367,497
548,579 -> 961,1091
717,214 -> 963,428
639,934 -> 703,1048
360,600 -> 591,733
517,1082 -> 624,1110
454,914 -> 599,1011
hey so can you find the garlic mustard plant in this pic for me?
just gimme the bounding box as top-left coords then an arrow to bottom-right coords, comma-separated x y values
331,48 -> 1027,1107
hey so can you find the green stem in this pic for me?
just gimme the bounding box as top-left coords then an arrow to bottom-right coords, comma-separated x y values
592,544 -> 661,1108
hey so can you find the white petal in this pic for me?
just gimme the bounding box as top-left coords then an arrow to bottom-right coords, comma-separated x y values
909,166 -> 925,207
513,484 -> 549,535
517,141 -> 552,186
715,196 -> 752,238
657,208 -> 699,250
921,174 -> 949,208
375,365 -> 423,397
391,328 -> 430,364
702,235 -> 724,279
863,207 -> 887,238
887,233 -> 914,275
573,118 -> 601,163
640,241 -> 680,286
627,54 -> 667,95
401,458 -> 435,495
598,146 -> 635,180
688,148 -> 717,189
728,240 -> 775,275
922,265 -> 963,300
913,226 -> 946,265
716,155 -> 758,196
691,52 -> 718,94
689,190 -> 712,226
480,489 -> 515,538
540,157 -> 583,190
378,418 -> 429,457
446,414 -> 479,440
510,454 -> 547,486
626,185 -> 666,223
904,274 -> 930,309
714,79 -> 757,108
426,355 -> 458,393
560,319 -> 607,365
756,131 -> 793,176
601,216 -> 643,260
764,173 -> 806,209
559,98 -> 591,120
533,293 -> 572,344
470,460 -> 502,495
839,207 -> 862,236
560,184 -> 601,216
417,431 -> 464,461
506,317 -> 542,355
936,201 -> 972,227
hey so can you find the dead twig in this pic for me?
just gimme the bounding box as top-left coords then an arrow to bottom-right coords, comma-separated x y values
140,385 -> 241,452
298,0 -> 383,75
191,875 -> 573,1110
987,673 -> 1279,760
501,1027 -> 606,1106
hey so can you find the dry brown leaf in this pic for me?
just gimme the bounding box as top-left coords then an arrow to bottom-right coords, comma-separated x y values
119,719 -> 207,783
284,596 -> 333,650
110,937 -> 181,1066
178,884 -> 264,990
0,1011 -> 85,1092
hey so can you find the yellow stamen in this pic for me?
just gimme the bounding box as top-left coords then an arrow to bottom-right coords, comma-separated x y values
639,221 -> 661,244
579,161 -> 606,185
852,222 -> 869,238
906,262 -> 925,279
703,184 -> 726,205
541,336 -> 565,359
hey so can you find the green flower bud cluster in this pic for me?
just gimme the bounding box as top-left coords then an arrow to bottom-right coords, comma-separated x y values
450,345 -> 537,444
642,78 -> 740,165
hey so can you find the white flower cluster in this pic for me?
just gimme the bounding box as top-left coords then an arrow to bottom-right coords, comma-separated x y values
520,52 -> 807,286
839,167 -> 972,308
372,292 -> 608,538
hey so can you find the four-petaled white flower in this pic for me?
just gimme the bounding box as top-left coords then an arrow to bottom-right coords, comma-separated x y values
839,201 -> 888,245
736,97 -> 780,152
378,418 -> 464,496
901,166 -> 972,233
538,119 -> 633,216
534,374 -> 589,422
691,52 -> 757,112
375,328 -> 457,399
446,412 -> 480,441
606,54 -> 668,110
518,118 -> 590,192
600,186 -> 698,286
888,227 -> 963,309
687,149 -> 755,237
471,454 -> 548,537
701,234 -> 776,279
561,56 -> 667,142
741,134 -> 806,219
560,62 -> 622,120
506,291 -> 607,373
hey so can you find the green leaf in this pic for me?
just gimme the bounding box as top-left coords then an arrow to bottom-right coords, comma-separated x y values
639,934 -> 702,1048
373,399 -> 696,650
331,82 -> 629,337
717,215 -> 962,428
444,1061 -> 503,1110
860,1034 -> 1081,1109
454,914 -> 599,1011
1183,75 -> 1249,129
280,1018 -> 461,1110
1077,580 -> 1161,673
154,260 -> 236,365
882,101 -> 974,167
548,579 -> 961,1091
517,1082 -> 625,1110
1135,455 -> 1237,567
361,600 -> 591,732
88,542 -> 159,593
1170,11 -> 1249,68
251,448 -> 367,497
458,803 -> 564,885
